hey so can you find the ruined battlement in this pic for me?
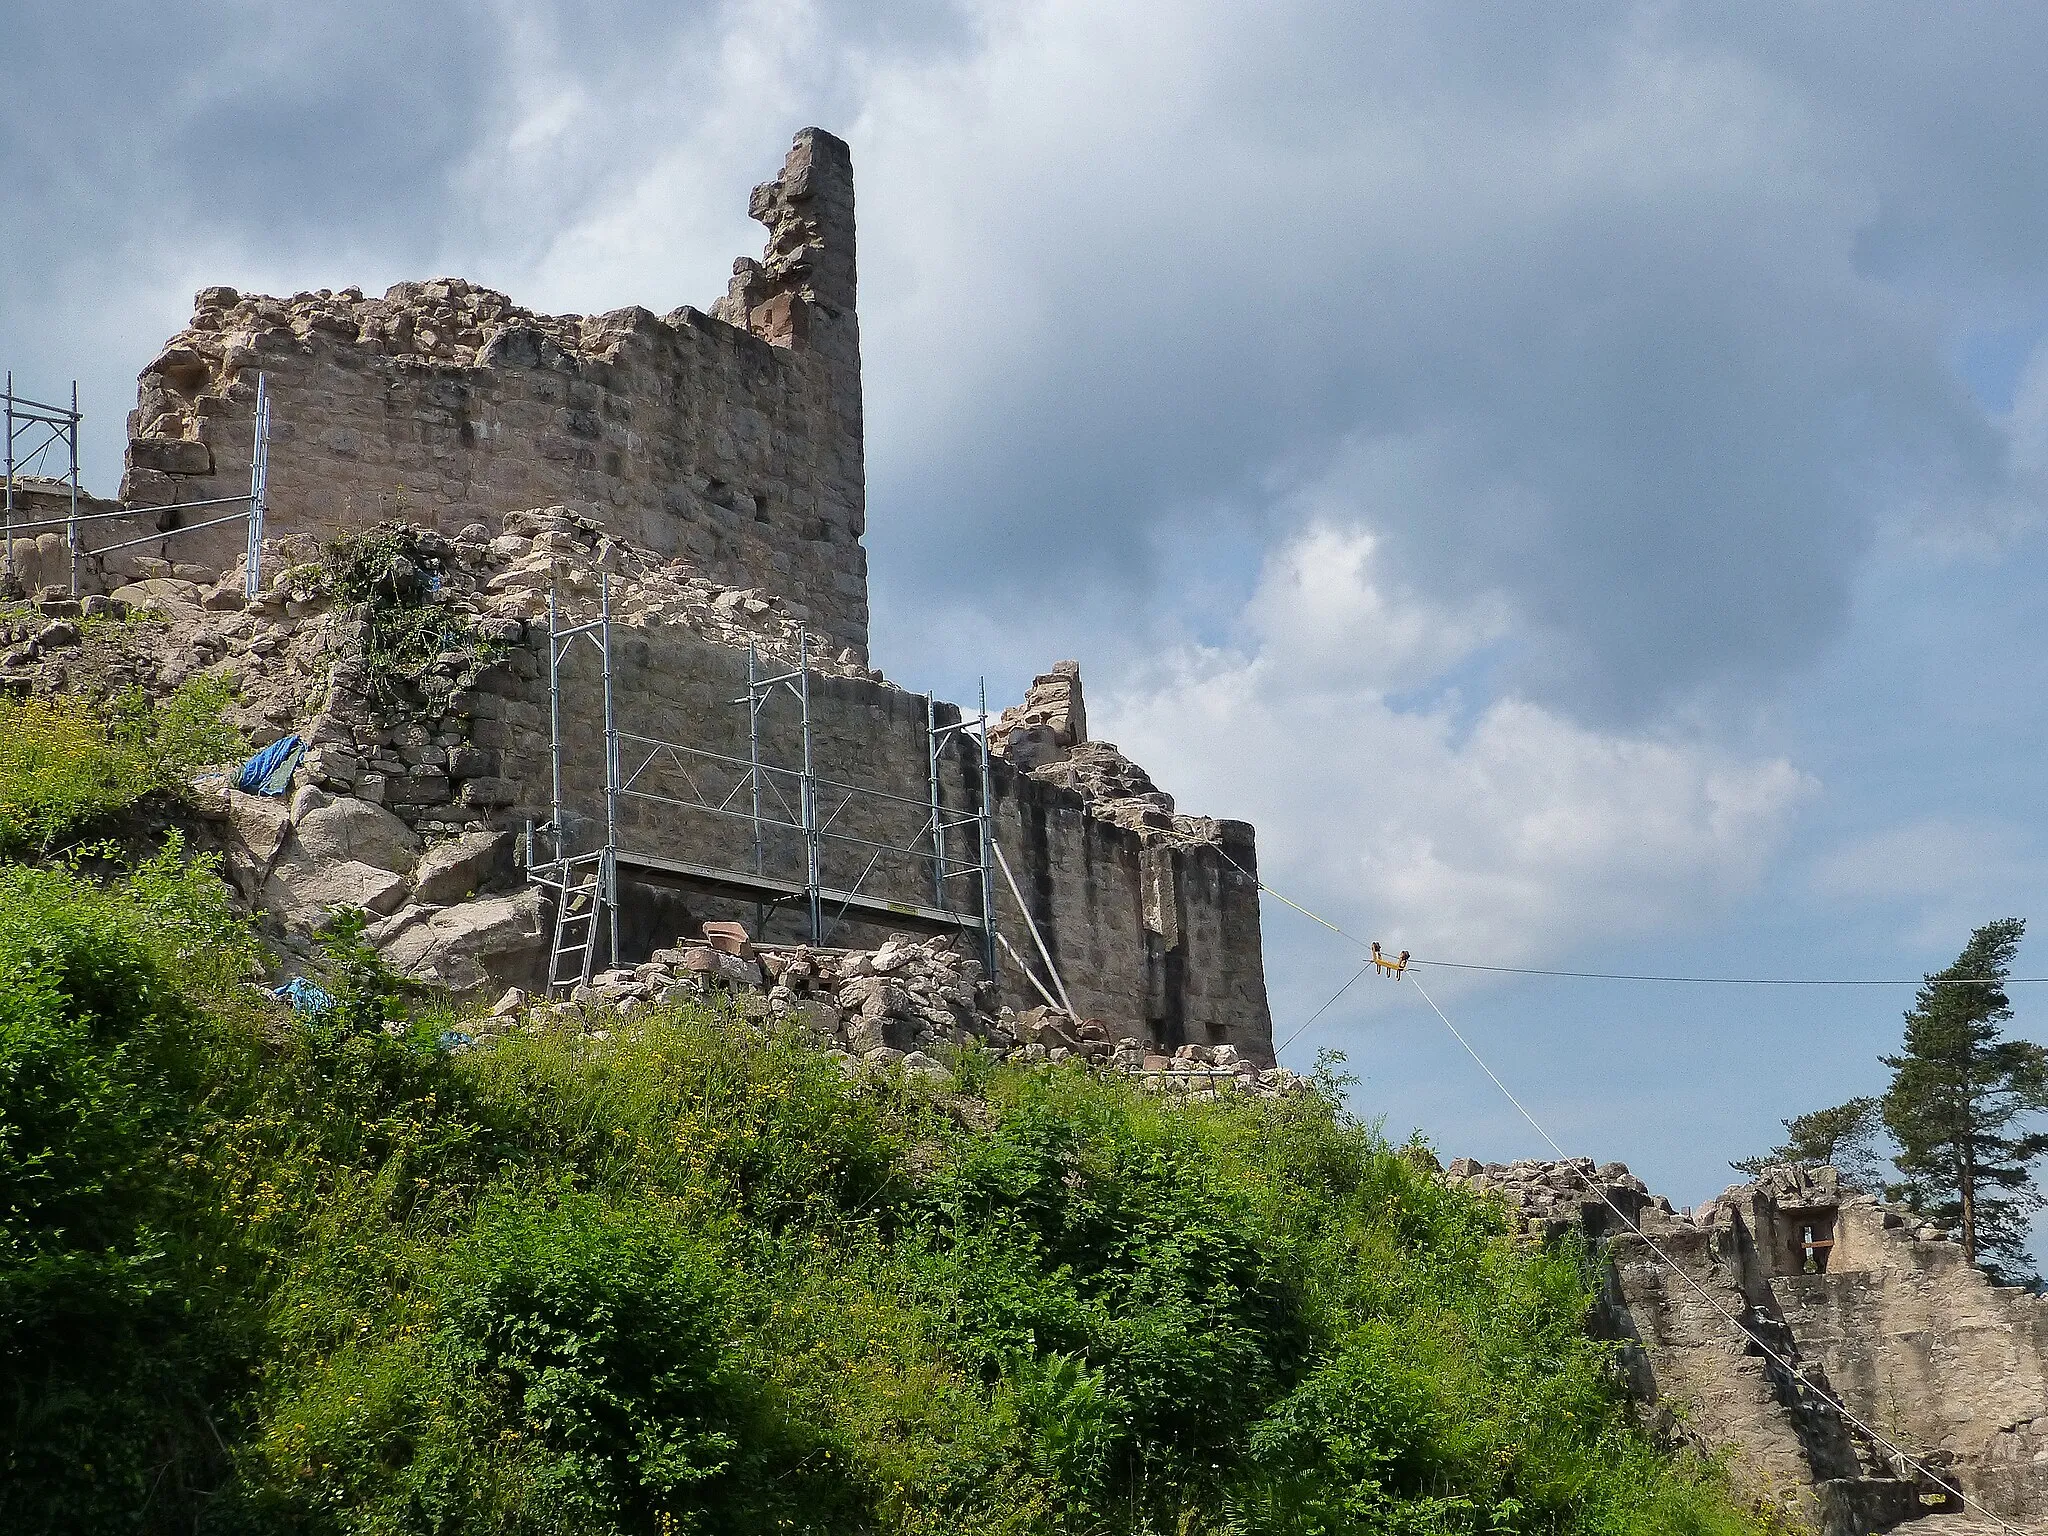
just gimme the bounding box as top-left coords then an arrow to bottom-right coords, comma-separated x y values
118,129 -> 870,656
1453,1156 -> 2048,1530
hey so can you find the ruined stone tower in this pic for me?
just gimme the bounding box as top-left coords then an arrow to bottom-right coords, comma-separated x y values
120,129 -> 873,658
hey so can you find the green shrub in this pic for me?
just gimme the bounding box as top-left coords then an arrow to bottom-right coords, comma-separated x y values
0,804 -> 1774,1535
0,853 -> 261,1530
315,526 -> 507,711
0,677 -> 243,857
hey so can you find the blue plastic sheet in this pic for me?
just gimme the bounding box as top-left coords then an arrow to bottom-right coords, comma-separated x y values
234,734 -> 305,796
270,976 -> 335,1017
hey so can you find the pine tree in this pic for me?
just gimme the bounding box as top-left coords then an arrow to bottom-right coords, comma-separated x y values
1732,1097 -> 1884,1190
1881,918 -> 2048,1280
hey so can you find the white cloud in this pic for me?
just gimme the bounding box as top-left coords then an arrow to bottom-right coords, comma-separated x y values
1807,816 -> 2036,948
1099,524 -> 1816,977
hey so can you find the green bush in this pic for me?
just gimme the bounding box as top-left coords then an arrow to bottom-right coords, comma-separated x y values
0,677 -> 243,857
0,851 -> 261,1529
315,526 -> 507,711
0,828 -> 1772,1535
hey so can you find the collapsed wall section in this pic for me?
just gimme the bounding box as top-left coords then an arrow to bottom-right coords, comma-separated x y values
113,129 -> 870,655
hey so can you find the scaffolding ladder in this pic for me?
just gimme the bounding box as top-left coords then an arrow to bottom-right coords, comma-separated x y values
534,849 -> 610,993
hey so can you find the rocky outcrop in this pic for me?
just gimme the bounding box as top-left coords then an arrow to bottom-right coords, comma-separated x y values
365,891 -> 548,992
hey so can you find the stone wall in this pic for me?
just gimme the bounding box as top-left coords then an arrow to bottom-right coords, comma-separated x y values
113,129 -> 871,656
73,507 -> 1274,1064
1734,1170 -> 2048,1521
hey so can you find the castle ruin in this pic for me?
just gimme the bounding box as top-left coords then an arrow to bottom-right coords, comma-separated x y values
117,130 -> 871,658
1461,1157 -> 2048,1534
2,128 -> 1275,1064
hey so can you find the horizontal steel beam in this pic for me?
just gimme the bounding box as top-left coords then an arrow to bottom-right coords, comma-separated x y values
614,849 -> 986,933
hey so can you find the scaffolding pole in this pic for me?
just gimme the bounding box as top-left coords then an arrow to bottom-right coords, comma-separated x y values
540,611 -> 1000,968
978,679 -> 999,980
927,692 -> 946,910
548,581 -> 564,861
64,383 -> 79,597
244,373 -> 270,600
601,572 -> 619,971
798,627 -> 822,944
3,372 -> 82,596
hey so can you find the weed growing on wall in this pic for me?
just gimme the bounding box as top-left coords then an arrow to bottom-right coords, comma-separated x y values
314,525 -> 506,713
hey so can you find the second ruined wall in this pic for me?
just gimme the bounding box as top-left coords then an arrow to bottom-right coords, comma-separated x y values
489,623 -> 1274,1060
1764,1196 -> 2048,1518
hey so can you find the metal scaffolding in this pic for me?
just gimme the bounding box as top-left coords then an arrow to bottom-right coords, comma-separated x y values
528,579 -> 999,994
1,371 -> 270,599
3,374 -> 80,596
529,574 -> 620,994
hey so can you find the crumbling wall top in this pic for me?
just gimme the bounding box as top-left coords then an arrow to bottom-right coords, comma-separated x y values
117,128 -> 870,651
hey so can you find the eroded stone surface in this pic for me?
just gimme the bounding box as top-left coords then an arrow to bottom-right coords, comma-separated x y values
1452,1157 -> 2047,1533
368,890 -> 548,992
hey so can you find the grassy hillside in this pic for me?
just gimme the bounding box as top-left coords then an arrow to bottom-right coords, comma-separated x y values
0,691 -> 1776,1535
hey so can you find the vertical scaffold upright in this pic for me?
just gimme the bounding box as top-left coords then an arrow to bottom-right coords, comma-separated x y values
929,683 -> 1001,979
2,373 -> 80,596
1,370 -> 271,599
531,605 -> 1001,995
535,572 -> 620,992
244,373 -> 271,601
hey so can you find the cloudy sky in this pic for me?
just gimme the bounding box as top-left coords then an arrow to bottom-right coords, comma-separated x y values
7,0 -> 2048,1216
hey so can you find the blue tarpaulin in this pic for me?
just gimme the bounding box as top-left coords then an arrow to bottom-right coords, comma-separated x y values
235,734 -> 304,795
270,976 -> 335,1017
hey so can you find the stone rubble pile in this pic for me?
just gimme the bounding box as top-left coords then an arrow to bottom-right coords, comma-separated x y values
477,923 -> 1307,1098
145,279 -> 619,405
461,506 -> 874,676
5,502 -> 871,730
1443,1156 -> 1678,1244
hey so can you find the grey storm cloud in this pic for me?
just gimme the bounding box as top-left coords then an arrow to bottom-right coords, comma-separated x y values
1,1 -> 504,261
5,1 -> 2045,724
850,2 -> 2048,720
